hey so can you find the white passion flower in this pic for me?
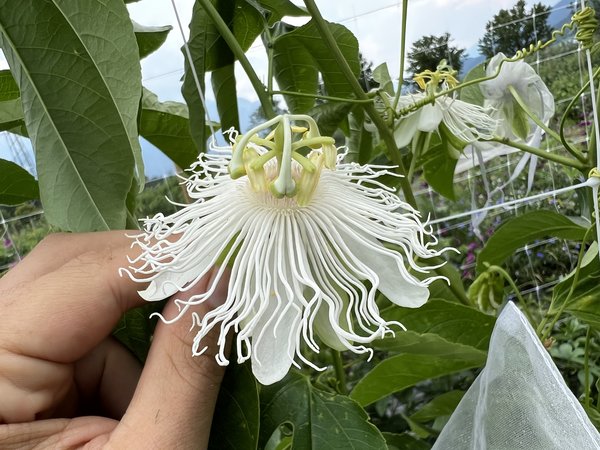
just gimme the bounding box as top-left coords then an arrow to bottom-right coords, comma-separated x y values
393,91 -> 497,149
122,115 -> 446,385
480,52 -> 555,140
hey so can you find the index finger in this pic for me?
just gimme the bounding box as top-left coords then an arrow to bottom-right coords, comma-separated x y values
0,231 -> 149,362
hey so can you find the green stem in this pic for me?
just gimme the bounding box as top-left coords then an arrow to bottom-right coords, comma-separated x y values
391,0 -> 409,112
485,137 -> 588,171
303,0 -> 417,207
197,0 -> 275,119
487,264 -> 536,326
431,258 -> 470,306
584,326 -> 592,408
559,65 -> 600,163
508,86 -> 586,163
270,90 -> 375,104
332,350 -> 348,395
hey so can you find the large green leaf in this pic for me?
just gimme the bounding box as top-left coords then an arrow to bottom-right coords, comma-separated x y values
308,101 -> 353,137
248,0 -> 307,25
0,69 -> 24,133
346,110 -> 373,164
272,20 -> 360,113
208,362 -> 260,450
133,21 -> 172,59
421,140 -> 457,201
0,158 -> 39,205
139,88 -> 216,169
350,351 -> 483,407
459,62 -> 485,106
381,299 -> 495,351
260,371 -> 386,449
0,0 -> 141,231
476,210 -> 588,273
383,432 -> 431,450
271,23 -> 318,113
184,0 -> 261,149
212,63 -> 240,132
409,390 -> 465,423
550,255 -> 600,329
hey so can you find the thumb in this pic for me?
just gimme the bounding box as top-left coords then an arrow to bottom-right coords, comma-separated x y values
111,268 -> 231,450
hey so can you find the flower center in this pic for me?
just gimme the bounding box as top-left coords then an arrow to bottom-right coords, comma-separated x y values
229,114 -> 337,206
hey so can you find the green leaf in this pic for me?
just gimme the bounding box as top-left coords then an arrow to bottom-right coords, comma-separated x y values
350,351 -> 483,406
260,371 -> 387,450
0,158 -> 39,205
421,141 -> 457,201
550,255 -> 600,330
380,299 -> 495,351
0,69 -> 19,100
133,21 -> 172,59
0,0 -> 142,231
373,63 -> 394,96
272,19 -> 360,113
459,63 -> 485,106
0,70 -> 25,133
271,24 -> 318,113
183,0 -> 261,148
307,101 -> 353,137
476,210 -> 588,273
208,362 -> 260,450
140,88 -> 216,169
254,0 -> 307,25
212,64 -> 240,132
112,303 -> 162,362
409,390 -> 465,423
346,110 -> 373,164
383,432 -> 431,450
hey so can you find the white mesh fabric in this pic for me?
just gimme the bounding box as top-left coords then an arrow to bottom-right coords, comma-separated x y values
433,302 -> 600,449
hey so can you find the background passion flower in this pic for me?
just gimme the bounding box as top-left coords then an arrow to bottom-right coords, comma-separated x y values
122,115 -> 448,385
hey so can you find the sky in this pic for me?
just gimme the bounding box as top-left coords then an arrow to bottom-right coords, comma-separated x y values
0,0 -> 564,177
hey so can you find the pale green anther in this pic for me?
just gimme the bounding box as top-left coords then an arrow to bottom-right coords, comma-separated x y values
292,152 -> 317,173
322,142 -> 337,169
244,147 -> 268,192
296,152 -> 324,206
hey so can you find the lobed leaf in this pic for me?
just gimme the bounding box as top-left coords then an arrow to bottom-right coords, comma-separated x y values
0,159 -> 39,205
260,371 -> 386,450
476,210 -> 588,274
0,0 -> 142,231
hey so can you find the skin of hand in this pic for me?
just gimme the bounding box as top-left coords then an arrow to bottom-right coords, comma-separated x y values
0,231 -> 230,449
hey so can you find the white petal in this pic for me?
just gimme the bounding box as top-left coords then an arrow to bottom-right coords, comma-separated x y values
393,112 -> 420,148
338,227 -> 429,308
313,297 -> 351,351
251,297 -> 302,385
138,243 -> 221,300
417,103 -> 443,132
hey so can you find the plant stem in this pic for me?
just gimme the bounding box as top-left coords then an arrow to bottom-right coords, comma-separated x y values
197,0 -> 275,119
270,90 -> 375,104
303,0 -> 417,207
485,137 -> 588,171
332,350 -> 348,394
488,264 -> 536,326
584,326 -> 592,408
392,0 -> 409,111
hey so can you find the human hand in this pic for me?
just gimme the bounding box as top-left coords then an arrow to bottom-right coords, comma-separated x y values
0,231 -> 229,449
